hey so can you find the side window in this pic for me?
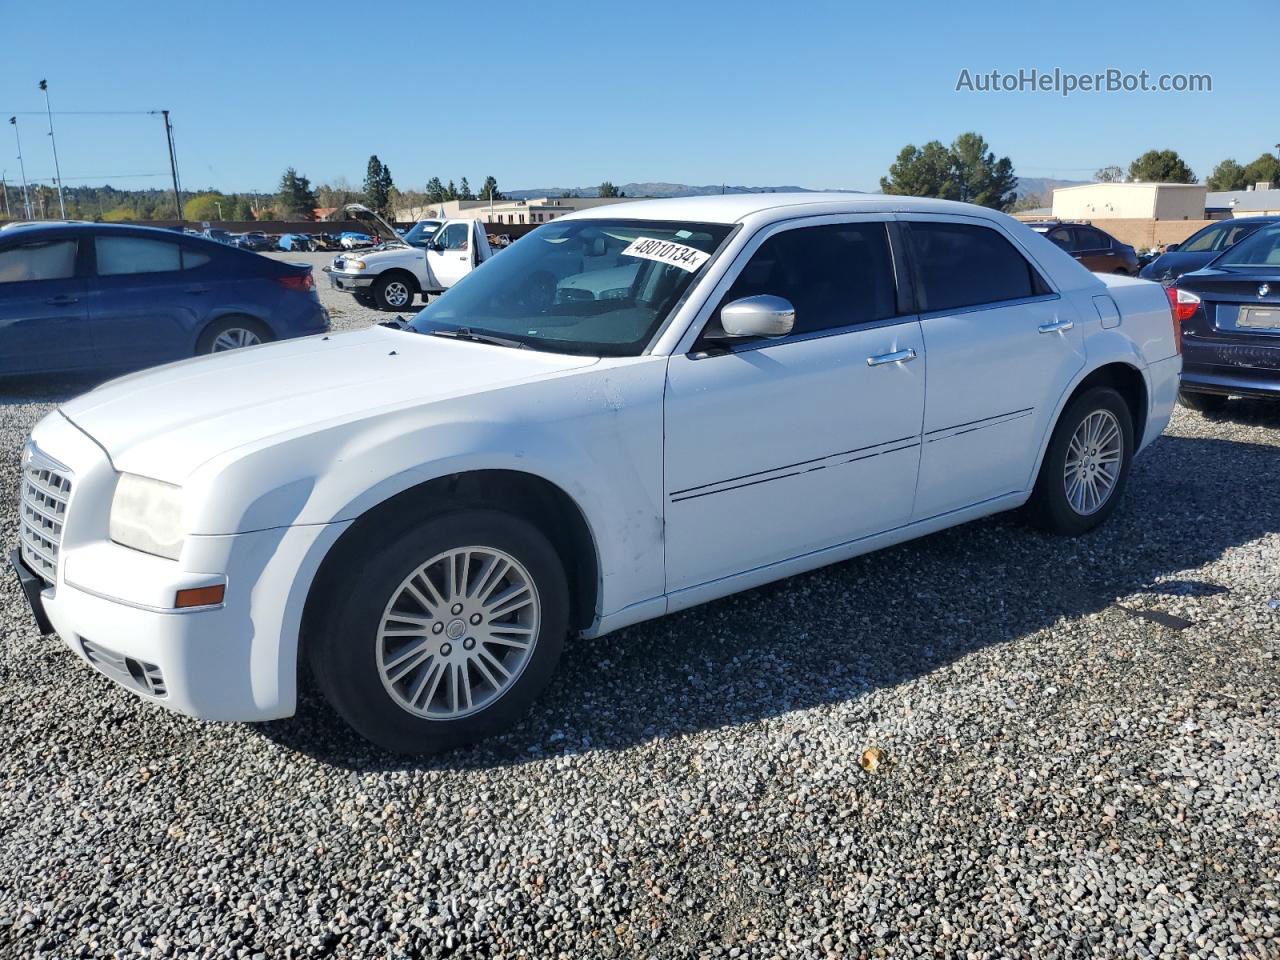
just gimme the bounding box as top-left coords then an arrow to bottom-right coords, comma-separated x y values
715,223 -> 899,337
1075,227 -> 1110,251
0,239 -> 77,284
1045,227 -> 1076,252
437,223 -> 469,251
182,248 -> 212,270
909,222 -> 1047,313
96,236 -> 183,276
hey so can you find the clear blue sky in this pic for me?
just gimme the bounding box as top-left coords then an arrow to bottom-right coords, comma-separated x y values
1,0 -> 1273,195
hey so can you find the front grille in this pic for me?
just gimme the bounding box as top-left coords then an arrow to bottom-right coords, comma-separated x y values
81,639 -> 168,698
333,256 -> 345,270
18,445 -> 72,584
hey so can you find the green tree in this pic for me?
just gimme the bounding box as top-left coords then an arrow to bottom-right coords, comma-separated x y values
597,181 -> 622,198
277,168 -> 318,219
425,177 -> 445,203
1011,191 -> 1047,213
232,196 -> 255,220
364,155 -> 395,215
1206,159 -> 1247,191
1127,149 -> 1195,183
183,192 -> 228,221
479,175 -> 502,201
880,140 -> 960,200
458,177 -> 475,200
1094,165 -> 1124,183
1241,152 -> 1280,188
444,179 -> 458,201
949,132 -> 1017,209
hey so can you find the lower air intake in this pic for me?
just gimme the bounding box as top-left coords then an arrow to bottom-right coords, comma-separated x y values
80,639 -> 167,698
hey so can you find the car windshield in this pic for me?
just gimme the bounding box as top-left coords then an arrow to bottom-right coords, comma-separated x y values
1214,224 -> 1280,268
409,218 -> 734,356
402,222 -> 439,247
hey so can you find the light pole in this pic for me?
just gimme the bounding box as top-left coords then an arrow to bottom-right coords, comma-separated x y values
8,117 -> 31,219
215,200 -> 223,219
1,171 -> 9,218
38,80 -> 66,218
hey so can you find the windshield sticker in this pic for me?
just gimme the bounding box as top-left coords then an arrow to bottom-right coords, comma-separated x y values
621,237 -> 710,273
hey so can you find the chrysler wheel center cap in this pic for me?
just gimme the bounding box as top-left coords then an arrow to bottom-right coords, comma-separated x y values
446,619 -> 466,640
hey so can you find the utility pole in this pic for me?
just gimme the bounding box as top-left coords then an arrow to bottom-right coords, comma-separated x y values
38,80 -> 66,218
1,172 -> 9,218
161,110 -> 182,222
8,117 -> 31,219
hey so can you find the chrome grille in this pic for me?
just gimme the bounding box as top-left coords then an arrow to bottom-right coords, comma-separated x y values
81,639 -> 168,698
19,444 -> 72,583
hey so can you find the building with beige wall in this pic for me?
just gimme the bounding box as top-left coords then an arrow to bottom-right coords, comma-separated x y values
1051,182 -> 1207,221
396,195 -> 640,225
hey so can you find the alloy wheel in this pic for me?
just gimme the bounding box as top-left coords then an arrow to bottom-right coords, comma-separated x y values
1063,409 -> 1123,516
211,328 -> 262,351
383,281 -> 410,307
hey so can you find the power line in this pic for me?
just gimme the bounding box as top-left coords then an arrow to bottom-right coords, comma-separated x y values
0,109 -> 159,116
24,172 -> 168,181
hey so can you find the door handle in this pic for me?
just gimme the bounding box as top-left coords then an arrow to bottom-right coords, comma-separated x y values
45,295 -> 79,305
866,348 -> 916,366
1038,318 -> 1074,334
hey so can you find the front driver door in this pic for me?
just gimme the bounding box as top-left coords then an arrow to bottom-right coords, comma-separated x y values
663,218 -> 926,593
0,235 -> 93,375
425,222 -> 474,290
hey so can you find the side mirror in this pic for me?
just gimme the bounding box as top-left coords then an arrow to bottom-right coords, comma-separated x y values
717,295 -> 796,338
428,239 -> 444,252
1165,242 -> 1181,252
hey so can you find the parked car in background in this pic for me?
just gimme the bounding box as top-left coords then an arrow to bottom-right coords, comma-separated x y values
10,194 -> 1180,754
278,233 -> 314,252
1028,220 -> 1140,275
339,231 -> 375,250
308,233 -> 340,251
1171,222 -> 1280,412
202,227 -> 235,246
0,222 -> 328,377
233,232 -> 274,252
1140,216 -> 1280,284
325,204 -> 491,310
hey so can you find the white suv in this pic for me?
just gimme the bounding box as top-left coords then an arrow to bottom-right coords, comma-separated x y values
12,194 -> 1181,754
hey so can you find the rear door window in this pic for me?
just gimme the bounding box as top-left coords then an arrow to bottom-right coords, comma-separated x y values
715,222 -> 899,337
908,221 -> 1047,313
0,238 -> 77,284
95,235 -> 211,275
1073,227 -> 1112,251
1045,227 -> 1076,252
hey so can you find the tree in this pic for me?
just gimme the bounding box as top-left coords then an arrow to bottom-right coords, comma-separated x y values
597,181 -> 622,198
1127,149 -> 1194,183
880,140 -> 960,201
184,192 -> 228,221
479,176 -> 502,202
277,168 -> 318,219
425,177 -> 445,203
1011,191 -> 1047,213
1094,165 -> 1125,183
949,132 -> 1018,209
458,177 -> 475,200
232,196 -> 256,220
316,177 -> 362,211
1241,152 -> 1280,188
364,155 -> 395,215
444,179 -> 458,201
1206,159 -> 1248,192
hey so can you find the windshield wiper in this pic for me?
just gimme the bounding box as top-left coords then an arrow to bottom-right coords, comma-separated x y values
426,327 -> 531,350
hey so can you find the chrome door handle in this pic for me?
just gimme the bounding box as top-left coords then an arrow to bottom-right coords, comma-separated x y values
866,348 -> 916,366
1038,318 -> 1074,334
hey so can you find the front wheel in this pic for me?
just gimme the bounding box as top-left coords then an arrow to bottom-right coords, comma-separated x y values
307,509 -> 569,755
373,273 -> 417,311
1027,386 -> 1134,535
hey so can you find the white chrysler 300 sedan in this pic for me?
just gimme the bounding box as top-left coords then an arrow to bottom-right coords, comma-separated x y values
12,194 -> 1181,754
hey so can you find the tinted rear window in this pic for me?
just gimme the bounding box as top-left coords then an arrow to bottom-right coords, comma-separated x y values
908,222 -> 1045,312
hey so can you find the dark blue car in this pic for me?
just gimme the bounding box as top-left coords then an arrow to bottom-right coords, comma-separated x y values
0,222 -> 328,377
1140,216 -> 1280,284
1172,222 -> 1280,411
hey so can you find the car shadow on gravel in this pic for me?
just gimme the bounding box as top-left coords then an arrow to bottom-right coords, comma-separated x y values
257,430 -> 1280,771
0,373 -> 109,405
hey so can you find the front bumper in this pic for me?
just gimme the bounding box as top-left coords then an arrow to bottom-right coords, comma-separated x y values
322,267 -> 374,292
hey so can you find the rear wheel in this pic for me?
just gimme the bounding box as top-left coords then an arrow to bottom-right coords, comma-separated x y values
1027,386 -> 1134,535
307,509 -> 569,755
373,273 -> 418,311
1178,389 -> 1229,414
197,316 -> 273,354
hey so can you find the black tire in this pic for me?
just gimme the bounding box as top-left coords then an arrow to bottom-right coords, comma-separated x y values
196,315 -> 273,355
1027,386 -> 1135,536
307,509 -> 569,755
1178,389 -> 1229,414
372,273 -> 418,311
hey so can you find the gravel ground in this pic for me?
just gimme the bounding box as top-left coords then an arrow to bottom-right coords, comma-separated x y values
0,307 -> 1277,957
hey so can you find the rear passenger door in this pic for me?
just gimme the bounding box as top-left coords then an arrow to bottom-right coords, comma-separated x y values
0,235 -> 94,375
904,216 -> 1085,520
86,233 -> 213,368
1072,226 -> 1120,273
663,217 -> 925,592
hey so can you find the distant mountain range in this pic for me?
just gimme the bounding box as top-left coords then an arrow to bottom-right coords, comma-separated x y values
507,177 -> 1090,201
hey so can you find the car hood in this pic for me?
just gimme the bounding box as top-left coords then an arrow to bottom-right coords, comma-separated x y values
341,202 -> 401,243
59,327 -> 598,483
1141,250 -> 1211,282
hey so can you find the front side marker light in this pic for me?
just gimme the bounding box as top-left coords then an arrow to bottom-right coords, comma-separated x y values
175,585 -> 225,608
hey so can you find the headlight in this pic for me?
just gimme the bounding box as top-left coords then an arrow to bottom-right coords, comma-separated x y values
348,259 -> 366,270
109,473 -> 185,560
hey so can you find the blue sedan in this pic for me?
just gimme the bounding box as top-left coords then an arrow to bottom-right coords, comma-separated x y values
0,222 -> 329,377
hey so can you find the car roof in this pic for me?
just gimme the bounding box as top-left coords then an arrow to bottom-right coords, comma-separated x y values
559,192 -> 1015,226
0,221 -> 193,238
